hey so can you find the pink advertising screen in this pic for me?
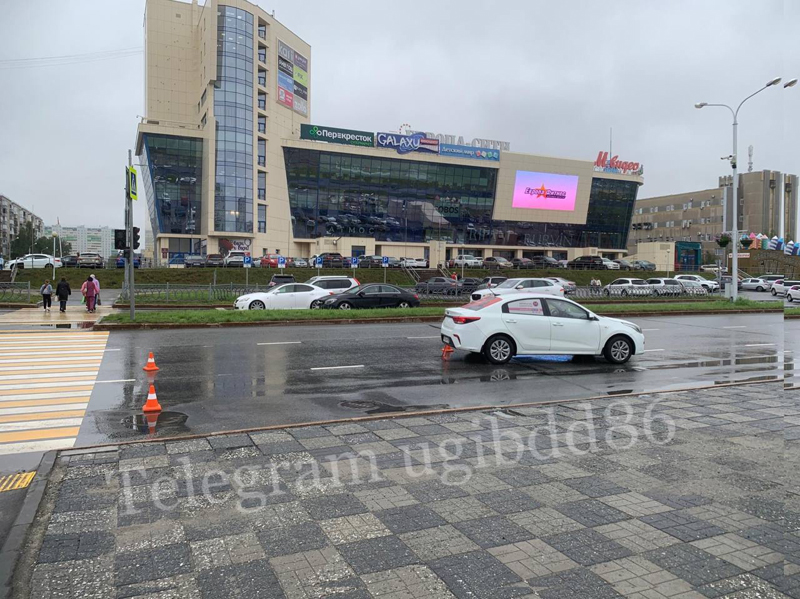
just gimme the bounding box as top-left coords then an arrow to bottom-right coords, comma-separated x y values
511,171 -> 579,211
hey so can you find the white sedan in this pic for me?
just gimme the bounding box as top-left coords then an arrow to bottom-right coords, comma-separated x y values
470,278 -> 565,301
234,283 -> 332,310
440,293 -> 645,365
7,254 -> 62,269
399,257 -> 427,268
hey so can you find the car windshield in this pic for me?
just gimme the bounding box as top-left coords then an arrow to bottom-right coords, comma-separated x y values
497,279 -> 521,288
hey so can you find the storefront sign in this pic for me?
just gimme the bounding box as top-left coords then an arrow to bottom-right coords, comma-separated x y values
410,130 -> 510,151
293,81 -> 308,100
376,132 -> 439,155
440,143 -> 500,161
276,39 -> 308,116
301,124 -> 375,147
593,151 -> 643,175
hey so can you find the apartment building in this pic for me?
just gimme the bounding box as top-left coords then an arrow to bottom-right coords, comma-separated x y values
0,195 -> 44,258
43,225 -> 115,258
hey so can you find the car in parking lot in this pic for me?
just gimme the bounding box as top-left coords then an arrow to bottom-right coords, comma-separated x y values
223,251 -> 245,267
631,260 -> 656,271
674,274 -> 719,292
510,257 -> 533,269
567,256 -> 605,270
303,276 -> 360,299
321,284 -> 420,310
759,274 -> 784,289
603,278 -> 651,296
61,255 -> 79,267
115,254 -> 141,269
183,254 -> 206,268
440,294 -> 645,365
532,256 -> 561,269
234,283 -> 331,310
12,254 -> 63,270
740,278 -> 768,291
205,254 -> 224,267
786,286 -> 800,302
77,253 -> 104,268
678,280 -> 708,295
268,274 -> 295,287
647,278 -> 684,296
471,278 -> 564,301
459,277 -> 484,293
452,254 -> 483,268
358,255 -> 383,268
720,276 -> 743,291
311,252 -> 345,268
602,258 -> 620,270
771,279 -> 800,296
613,259 -> 633,269
415,277 -> 463,295
399,257 -> 428,268
259,254 -> 282,268
546,277 -> 576,294
483,256 -> 513,269
292,257 -> 309,268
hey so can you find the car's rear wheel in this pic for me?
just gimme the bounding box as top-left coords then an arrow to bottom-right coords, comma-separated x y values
604,335 -> 633,364
789,294 -> 795,303
483,334 -> 515,365
756,286 -> 764,292
771,288 -> 777,296
621,289 -> 629,297
248,300 -> 265,310
398,301 -> 411,309
339,302 -> 353,310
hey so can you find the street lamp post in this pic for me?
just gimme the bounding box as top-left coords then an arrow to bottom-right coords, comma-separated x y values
695,77 -> 797,302
51,231 -> 57,280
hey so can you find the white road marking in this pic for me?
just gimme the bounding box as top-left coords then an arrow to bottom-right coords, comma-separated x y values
94,379 -> 136,384
0,349 -> 117,357
744,343 -> 776,347
0,391 -> 90,402
0,339 -> 109,346
723,326 -> 747,329
406,336 -> 440,339
0,381 -> 95,391
0,363 -> 102,372
257,341 -> 302,346
310,365 -> 365,371
0,403 -> 88,415
643,349 -> 665,352
0,438 -> 76,455
0,371 -> 98,381
0,418 -> 84,432
642,329 -> 660,331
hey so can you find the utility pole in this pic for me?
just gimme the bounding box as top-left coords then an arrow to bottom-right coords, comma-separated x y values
127,150 -> 136,321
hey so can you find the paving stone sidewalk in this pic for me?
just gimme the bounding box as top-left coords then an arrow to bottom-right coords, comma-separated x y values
10,382 -> 800,599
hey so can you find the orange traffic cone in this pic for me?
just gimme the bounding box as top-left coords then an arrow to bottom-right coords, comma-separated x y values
145,411 -> 158,435
143,352 -> 159,372
142,384 -> 162,413
441,345 -> 454,360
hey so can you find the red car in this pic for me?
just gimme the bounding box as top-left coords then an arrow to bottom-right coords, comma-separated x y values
259,254 -> 281,268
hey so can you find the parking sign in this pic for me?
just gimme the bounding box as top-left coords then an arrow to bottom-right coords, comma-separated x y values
243,252 -> 252,268
315,256 -> 323,268
351,256 -> 358,268
382,256 -> 389,268
278,256 -> 286,269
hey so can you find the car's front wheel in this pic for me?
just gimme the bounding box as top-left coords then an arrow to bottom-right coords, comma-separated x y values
756,286 -> 764,292
339,302 -> 353,310
310,299 -> 323,309
788,294 -> 795,303
604,335 -> 633,364
483,334 -> 515,365
248,300 -> 265,310
771,288 -> 777,296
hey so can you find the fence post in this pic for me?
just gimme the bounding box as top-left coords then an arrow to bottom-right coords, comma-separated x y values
26,281 -> 30,303
213,269 -> 217,286
166,282 -> 170,301
209,283 -> 212,302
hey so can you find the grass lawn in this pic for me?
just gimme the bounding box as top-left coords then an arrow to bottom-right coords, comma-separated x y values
786,307 -> 800,316
101,298 -> 780,325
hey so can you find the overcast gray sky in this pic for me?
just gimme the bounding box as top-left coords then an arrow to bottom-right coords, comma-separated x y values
0,0 -> 797,231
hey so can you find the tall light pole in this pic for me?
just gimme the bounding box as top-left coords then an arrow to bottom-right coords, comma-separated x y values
695,77 -> 796,301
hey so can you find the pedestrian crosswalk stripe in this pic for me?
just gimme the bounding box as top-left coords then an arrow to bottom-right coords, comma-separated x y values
0,380 -> 97,392
0,403 -> 89,415
0,350 -> 109,357
0,438 -> 76,455
0,357 -> 107,365
0,426 -> 81,444
0,410 -> 85,423
0,365 -> 102,374
0,371 -> 99,381
0,398 -> 89,409
0,418 -> 84,432
0,471 -> 36,492
0,391 -> 92,402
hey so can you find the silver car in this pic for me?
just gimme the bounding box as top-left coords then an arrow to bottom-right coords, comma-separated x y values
740,278 -> 767,291
603,278 -> 652,297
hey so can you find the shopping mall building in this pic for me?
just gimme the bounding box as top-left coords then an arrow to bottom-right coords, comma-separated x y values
136,0 -> 644,265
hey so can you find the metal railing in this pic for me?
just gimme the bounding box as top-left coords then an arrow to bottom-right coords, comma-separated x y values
0,282 -> 31,302
120,283 -> 267,303
410,284 -> 714,301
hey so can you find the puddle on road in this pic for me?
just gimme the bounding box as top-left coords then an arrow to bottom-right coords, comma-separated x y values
37,322 -> 95,329
338,399 -> 449,415
120,411 -> 190,436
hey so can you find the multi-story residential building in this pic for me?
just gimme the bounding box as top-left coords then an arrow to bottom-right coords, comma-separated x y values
43,225 -> 115,258
0,195 -> 44,259
628,170 -> 798,260
137,0 -> 644,266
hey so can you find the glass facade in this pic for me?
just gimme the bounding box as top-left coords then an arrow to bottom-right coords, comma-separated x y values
140,134 -> 203,237
214,5 -> 254,233
284,149 -> 639,249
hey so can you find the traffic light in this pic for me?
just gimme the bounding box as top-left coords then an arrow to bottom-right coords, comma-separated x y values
132,227 -> 141,250
114,229 -> 127,250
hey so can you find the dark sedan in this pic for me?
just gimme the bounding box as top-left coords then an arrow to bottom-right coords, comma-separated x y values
206,254 -> 224,267
61,255 -> 79,267
415,277 -> 463,295
320,284 -> 420,309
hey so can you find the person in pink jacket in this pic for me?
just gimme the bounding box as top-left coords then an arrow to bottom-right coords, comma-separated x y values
81,275 -> 98,313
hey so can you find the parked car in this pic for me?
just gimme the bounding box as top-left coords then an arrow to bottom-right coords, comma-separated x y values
452,254 -> 483,268
259,254 -> 282,268
647,278 -> 683,296
699,264 -> 726,273
303,276 -> 360,298
674,274 -> 719,292
613,259 -> 633,270
678,280 -> 708,296
61,255 -> 79,267
531,256 -> 561,269
268,274 -> 296,287
557,260 -> 569,269
115,254 -> 141,269
511,257 -> 533,269
759,275 -> 784,289
76,253 -> 103,268
293,258 -> 309,268
631,260 -> 656,271
720,276 -> 744,291
399,257 -> 428,268
440,294 -> 645,365
771,279 -> 800,296
546,277 -> 577,295
311,252 -> 345,268
567,256 -> 605,270
9,254 -> 63,270
386,257 -> 402,268
223,251 -> 245,267
205,254 -> 224,267
471,278 -> 564,301
603,278 -> 651,297
483,256 -> 513,270
740,278 -> 768,291
415,277 -> 463,295
321,284 -> 421,310
358,255 -> 383,268
786,286 -> 800,303
474,276 -> 508,292
459,277 -> 484,293
602,258 -> 620,270
183,254 -> 206,268
234,283 -> 331,310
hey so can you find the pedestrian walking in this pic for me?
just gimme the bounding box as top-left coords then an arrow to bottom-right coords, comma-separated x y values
91,275 -> 101,307
56,277 -> 71,313
40,280 -> 53,313
81,275 -> 98,313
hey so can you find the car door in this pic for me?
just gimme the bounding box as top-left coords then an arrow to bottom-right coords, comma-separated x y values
378,285 -> 402,307
544,299 -> 601,353
501,298 -> 551,352
532,280 -> 558,296
357,285 -> 384,308
288,284 -> 318,308
269,284 -> 297,309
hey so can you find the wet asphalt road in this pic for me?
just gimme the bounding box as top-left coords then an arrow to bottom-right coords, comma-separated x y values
77,313 -> 784,445
786,317 -> 799,389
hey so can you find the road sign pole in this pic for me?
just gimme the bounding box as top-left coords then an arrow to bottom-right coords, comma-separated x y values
127,150 -> 135,322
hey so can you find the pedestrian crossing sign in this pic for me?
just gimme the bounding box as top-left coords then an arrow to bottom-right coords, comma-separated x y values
128,167 -> 138,201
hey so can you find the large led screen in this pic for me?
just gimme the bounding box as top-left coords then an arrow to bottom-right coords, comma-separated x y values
512,171 -> 579,211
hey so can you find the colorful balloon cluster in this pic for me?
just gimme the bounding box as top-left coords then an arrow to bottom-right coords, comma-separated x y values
740,232 -> 799,255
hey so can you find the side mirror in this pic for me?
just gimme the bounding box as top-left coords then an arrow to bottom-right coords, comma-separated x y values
589,315 -> 600,321
357,291 -> 366,297
515,285 -> 524,290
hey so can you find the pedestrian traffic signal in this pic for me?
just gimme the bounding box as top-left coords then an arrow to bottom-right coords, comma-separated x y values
114,229 -> 127,250
133,227 -> 141,250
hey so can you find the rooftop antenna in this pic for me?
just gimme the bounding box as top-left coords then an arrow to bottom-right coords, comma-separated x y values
747,145 -> 753,172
